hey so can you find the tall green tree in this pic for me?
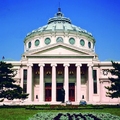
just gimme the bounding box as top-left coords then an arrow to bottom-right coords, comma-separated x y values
0,61 -> 28,101
105,61 -> 120,98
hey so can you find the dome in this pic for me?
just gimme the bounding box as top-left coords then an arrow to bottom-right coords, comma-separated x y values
24,8 -> 95,52
25,8 -> 93,38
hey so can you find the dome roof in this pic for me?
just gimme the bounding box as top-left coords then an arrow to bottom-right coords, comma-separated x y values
25,8 -> 93,39
23,8 -> 96,54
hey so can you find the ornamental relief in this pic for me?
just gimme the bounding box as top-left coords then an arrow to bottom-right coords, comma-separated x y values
102,69 -> 109,76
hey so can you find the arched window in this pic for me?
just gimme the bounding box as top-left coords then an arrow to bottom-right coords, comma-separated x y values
45,38 -> 51,45
56,37 -> 63,43
28,42 -> 31,48
69,38 -> 75,45
35,39 -> 40,46
88,42 -> 91,48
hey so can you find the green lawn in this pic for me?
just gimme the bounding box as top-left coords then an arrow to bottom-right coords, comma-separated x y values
0,108 -> 120,120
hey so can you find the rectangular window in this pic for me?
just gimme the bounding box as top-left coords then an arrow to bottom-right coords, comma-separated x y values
23,69 -> 27,93
93,70 -> 97,94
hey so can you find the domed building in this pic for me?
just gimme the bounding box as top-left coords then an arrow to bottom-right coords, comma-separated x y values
9,8 -> 119,104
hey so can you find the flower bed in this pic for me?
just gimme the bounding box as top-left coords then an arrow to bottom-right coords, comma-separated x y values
29,112 -> 120,120
26,105 -> 103,110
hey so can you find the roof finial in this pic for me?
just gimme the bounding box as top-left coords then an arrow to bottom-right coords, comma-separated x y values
58,2 -> 61,12
56,2 -> 63,17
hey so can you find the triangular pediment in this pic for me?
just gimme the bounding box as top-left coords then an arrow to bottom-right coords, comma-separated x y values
33,46 -> 88,55
25,43 -> 95,57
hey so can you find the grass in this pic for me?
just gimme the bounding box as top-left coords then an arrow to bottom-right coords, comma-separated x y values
0,107 -> 120,120
0,108 -> 39,120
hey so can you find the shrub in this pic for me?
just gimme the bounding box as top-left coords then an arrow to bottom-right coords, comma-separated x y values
29,112 -> 120,120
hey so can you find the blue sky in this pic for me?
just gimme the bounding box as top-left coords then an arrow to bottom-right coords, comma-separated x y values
0,0 -> 120,61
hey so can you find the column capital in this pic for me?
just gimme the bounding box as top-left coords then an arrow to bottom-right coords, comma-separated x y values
63,63 -> 70,67
76,63 -> 82,67
51,63 -> 57,67
27,63 -> 33,67
87,63 -> 93,67
38,63 -> 45,67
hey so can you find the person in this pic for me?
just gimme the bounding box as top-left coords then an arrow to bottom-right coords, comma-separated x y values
61,87 -> 65,103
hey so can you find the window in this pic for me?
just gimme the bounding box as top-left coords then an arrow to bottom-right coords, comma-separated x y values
88,42 -> 91,48
45,38 -> 51,45
93,70 -> 97,94
28,42 -> 31,48
80,39 -> 85,46
23,69 -> 27,93
69,38 -> 75,45
56,37 -> 63,43
35,39 -> 40,46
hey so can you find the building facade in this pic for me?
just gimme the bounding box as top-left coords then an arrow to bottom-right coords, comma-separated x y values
7,9 -> 120,104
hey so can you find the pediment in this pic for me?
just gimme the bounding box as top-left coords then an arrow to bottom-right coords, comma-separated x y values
25,43 -> 94,57
33,46 -> 88,55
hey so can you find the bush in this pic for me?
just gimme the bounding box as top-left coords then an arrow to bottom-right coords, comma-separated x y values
29,112 -> 120,120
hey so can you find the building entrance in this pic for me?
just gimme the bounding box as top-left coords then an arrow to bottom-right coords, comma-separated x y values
56,83 -> 63,101
69,83 -> 75,101
45,83 -> 51,101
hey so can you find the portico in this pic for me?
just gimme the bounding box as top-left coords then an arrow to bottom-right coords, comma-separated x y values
25,62 -> 93,103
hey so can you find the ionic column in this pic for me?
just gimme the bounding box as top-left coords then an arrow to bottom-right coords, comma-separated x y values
76,63 -> 82,102
51,63 -> 57,102
64,63 -> 69,102
100,81 -> 103,102
20,67 -> 23,88
39,64 -> 45,102
97,67 -> 100,96
27,64 -> 33,101
87,64 -> 93,102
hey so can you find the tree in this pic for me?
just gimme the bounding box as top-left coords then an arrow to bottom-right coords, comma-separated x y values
0,61 -> 29,101
105,61 -> 120,98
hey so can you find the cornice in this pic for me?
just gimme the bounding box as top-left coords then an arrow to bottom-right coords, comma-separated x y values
24,29 -> 95,43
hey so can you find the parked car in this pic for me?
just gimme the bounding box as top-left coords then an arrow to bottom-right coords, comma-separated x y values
79,100 -> 87,105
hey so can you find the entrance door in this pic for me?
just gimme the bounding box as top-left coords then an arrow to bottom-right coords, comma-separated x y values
45,83 -> 51,101
56,83 -> 63,101
69,83 -> 75,101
